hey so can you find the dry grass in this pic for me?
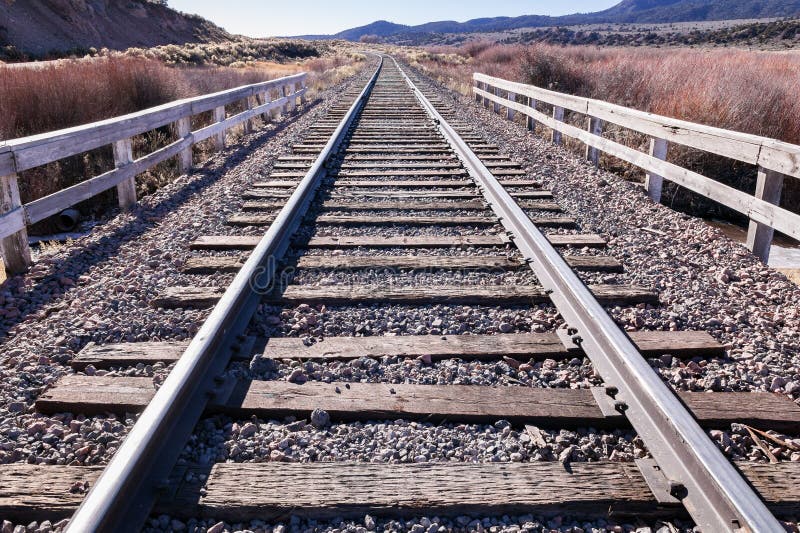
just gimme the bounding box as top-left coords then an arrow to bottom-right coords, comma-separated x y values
0,57 -> 308,140
0,51 -> 367,233
403,43 -> 800,221
406,43 -> 800,146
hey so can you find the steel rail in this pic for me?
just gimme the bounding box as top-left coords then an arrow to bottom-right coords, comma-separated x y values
391,56 -> 782,533
65,57 -> 384,533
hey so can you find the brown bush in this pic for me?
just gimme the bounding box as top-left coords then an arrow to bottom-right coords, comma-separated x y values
404,43 -> 800,222
0,53 -> 366,233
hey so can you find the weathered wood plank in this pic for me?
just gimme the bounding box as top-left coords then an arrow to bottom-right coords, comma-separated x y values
295,254 -> 616,271
3,462 -> 800,522
72,342 -> 189,370
340,163 -> 463,169
474,73 -> 784,172
5,73 -> 306,173
322,190 -> 553,200
337,170 -> 468,177
4,461 -> 799,522
342,155 -> 458,161
0,173 -> 31,272
746,167 -> 785,263
70,340 -> 251,370
25,134 -> 194,225
0,464 -> 104,521
36,377 -> 800,432
112,138 -> 137,210
228,215 -> 506,227
67,331 -> 724,370
228,215 -> 575,228
151,287 -> 226,308
191,234 -> 606,250
645,138 -> 668,202
212,106 -> 226,151
179,461 -> 800,521
243,200 -> 561,212
331,180 -> 473,187
474,85 -> 800,241
0,203 -> 26,242
151,284 -> 658,309
586,116 -> 604,166
552,106 -> 565,146
182,254 -> 621,274
257,331 -> 723,361
275,284 -> 658,307
175,117 -> 193,173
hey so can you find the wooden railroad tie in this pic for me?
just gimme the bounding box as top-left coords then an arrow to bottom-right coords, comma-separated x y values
3,461 -> 799,522
150,284 -> 659,309
191,234 -> 607,250
70,331 -> 723,370
240,200 -> 563,212
243,190 -> 554,200
181,254 -> 623,274
36,377 -> 800,433
226,215 -> 577,228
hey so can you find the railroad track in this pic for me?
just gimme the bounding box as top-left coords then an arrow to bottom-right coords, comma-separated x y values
4,56 -> 799,532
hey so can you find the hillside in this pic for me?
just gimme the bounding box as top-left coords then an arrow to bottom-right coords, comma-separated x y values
310,0 -> 800,42
595,0 -> 800,22
0,0 -> 230,59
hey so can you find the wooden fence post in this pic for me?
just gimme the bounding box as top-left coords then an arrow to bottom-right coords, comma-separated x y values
174,117 -> 193,173
0,173 -> 32,273
292,82 -> 300,110
585,117 -> 604,166
243,96 -> 255,134
552,106 -> 565,145
645,138 -> 668,203
493,87 -> 502,114
257,91 -> 270,122
507,92 -> 516,121
112,138 -> 137,209
280,86 -> 287,116
299,81 -> 307,105
283,85 -> 295,116
746,167 -> 785,263
212,106 -> 226,151
475,81 -> 482,103
526,97 -> 536,131
483,84 -> 491,109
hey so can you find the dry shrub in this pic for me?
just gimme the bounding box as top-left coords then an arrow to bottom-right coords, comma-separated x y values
409,43 -> 800,146
406,43 -> 800,221
0,57 -> 180,139
0,53 -> 366,233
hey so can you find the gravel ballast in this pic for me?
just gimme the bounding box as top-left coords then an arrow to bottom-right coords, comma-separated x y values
2,58 -> 799,532
0,65 -> 376,468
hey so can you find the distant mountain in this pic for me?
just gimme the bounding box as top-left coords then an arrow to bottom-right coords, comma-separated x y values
306,0 -> 800,42
0,0 -> 230,58
594,0 -> 800,22
333,20 -> 411,41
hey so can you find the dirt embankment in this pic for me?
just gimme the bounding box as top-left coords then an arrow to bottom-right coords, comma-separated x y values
0,0 -> 230,58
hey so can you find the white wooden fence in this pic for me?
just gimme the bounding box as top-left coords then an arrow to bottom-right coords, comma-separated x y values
0,73 -> 307,273
473,72 -> 800,264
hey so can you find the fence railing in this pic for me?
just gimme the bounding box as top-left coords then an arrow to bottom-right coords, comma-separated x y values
473,72 -> 800,264
0,72 -> 307,273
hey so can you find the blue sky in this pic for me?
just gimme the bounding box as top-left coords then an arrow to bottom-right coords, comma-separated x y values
168,1 -> 620,37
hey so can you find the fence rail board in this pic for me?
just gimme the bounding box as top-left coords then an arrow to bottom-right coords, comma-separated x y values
0,73 -> 307,274
473,72 -> 800,263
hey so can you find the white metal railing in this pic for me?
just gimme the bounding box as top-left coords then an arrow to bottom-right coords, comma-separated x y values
0,72 -> 307,273
473,72 -> 800,263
